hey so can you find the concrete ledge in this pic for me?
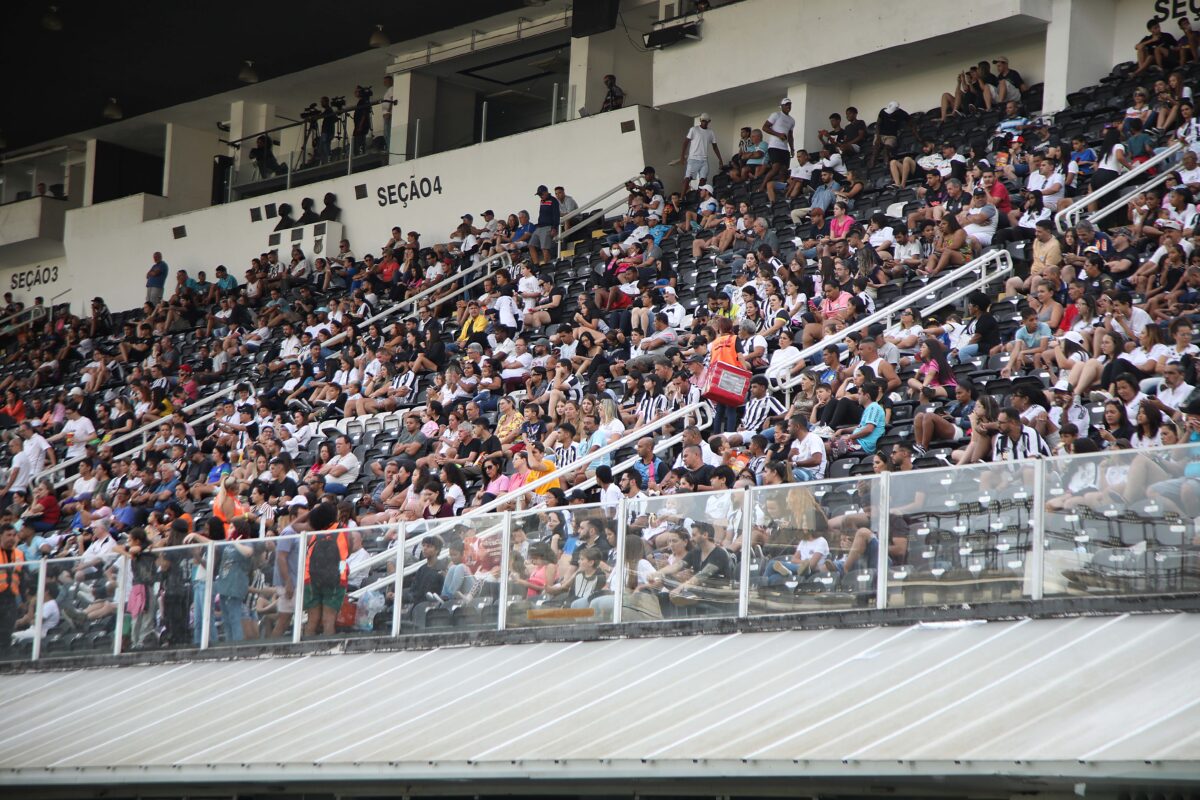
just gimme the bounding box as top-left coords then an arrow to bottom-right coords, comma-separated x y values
4,592 -> 1197,675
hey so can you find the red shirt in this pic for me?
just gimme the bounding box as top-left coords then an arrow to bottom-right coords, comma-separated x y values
986,182 -> 1013,215
36,495 -> 60,525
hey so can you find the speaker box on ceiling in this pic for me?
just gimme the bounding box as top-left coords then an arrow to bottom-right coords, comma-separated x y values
572,0 -> 620,38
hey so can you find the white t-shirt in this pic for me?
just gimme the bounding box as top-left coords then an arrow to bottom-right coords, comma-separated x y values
23,434 -> 52,475
1157,381 -> 1194,410
327,452 -> 361,486
764,110 -> 795,150
789,162 -> 817,181
686,125 -> 718,160
62,417 -> 96,460
1179,166 -> 1200,185
1098,143 -> 1126,173
599,483 -> 622,513
796,536 -> 830,568
963,203 -> 998,240
7,450 -> 32,493
790,432 -> 827,479
868,226 -> 895,249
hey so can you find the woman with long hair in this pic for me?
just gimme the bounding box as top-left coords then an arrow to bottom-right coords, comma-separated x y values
1132,403 -> 1165,449
907,338 -> 957,399
1095,399 -> 1136,448
1089,127 -> 1129,211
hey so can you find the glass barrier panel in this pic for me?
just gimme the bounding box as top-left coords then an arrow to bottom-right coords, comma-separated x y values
627,489 -> 746,622
1041,444 -> 1200,598
747,476 -> 883,615
394,513 -> 506,635
505,502 -> 617,629
0,560 -> 34,663
36,549 -> 121,660
296,524 -> 399,643
888,462 -> 1034,607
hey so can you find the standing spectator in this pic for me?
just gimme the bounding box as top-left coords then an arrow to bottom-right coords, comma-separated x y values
679,113 -> 723,195
600,74 -> 625,112
302,502 -> 347,637
146,251 -> 168,305
870,101 -> 918,167
0,524 -> 23,655
757,98 -> 795,194
530,185 -> 561,267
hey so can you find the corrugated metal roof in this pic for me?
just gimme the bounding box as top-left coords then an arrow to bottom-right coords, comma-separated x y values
0,613 -> 1198,789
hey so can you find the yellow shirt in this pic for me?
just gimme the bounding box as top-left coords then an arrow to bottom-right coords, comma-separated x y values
528,457 -> 560,494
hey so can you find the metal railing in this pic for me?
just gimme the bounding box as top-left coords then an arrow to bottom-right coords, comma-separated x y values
322,249 -> 513,350
0,289 -> 70,334
875,250 -> 1016,344
10,441 -> 1200,665
556,175 -> 645,253
32,380 -> 252,489
769,249 -> 1014,394
1054,142 -> 1183,232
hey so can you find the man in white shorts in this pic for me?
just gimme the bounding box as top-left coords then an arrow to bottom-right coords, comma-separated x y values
679,113 -> 723,195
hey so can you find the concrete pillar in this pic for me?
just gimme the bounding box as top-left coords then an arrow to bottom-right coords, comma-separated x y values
163,123 -> 225,214
82,139 -> 97,207
787,81 -> 850,153
1042,0 -> 1116,113
228,100 -> 275,173
387,71 -> 437,163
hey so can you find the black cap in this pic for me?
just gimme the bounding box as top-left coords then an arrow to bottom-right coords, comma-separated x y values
535,185 -> 549,195
641,165 -> 656,175
482,209 -> 494,216
940,140 -> 955,149
867,323 -> 886,337
972,187 -> 987,196
461,213 -> 473,221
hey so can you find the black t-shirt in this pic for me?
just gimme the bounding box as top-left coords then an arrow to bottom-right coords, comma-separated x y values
683,545 -> 732,580
973,312 -> 1001,352
689,463 -> 714,487
1000,68 -> 1025,87
463,435 -> 501,462
268,477 -> 299,500
943,193 -> 966,216
547,287 -> 567,324
876,108 -> 911,137
842,119 -> 867,146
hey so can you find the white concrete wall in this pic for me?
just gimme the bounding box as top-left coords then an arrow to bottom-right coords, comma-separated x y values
1112,0 -> 1200,67
44,106 -> 689,316
847,33 -> 1046,121
652,0 -> 1053,109
0,258 -> 70,307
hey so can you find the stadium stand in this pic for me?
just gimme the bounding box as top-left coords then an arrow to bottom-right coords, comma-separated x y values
4,33 -> 1200,669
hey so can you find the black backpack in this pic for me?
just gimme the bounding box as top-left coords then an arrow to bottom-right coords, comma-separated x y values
308,532 -> 342,591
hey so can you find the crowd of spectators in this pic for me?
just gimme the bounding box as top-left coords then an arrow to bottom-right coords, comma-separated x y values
3,41 -> 1200,654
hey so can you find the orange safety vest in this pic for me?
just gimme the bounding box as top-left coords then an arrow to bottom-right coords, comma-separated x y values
304,525 -> 350,587
212,497 -> 246,537
709,334 -> 740,368
0,547 -> 24,596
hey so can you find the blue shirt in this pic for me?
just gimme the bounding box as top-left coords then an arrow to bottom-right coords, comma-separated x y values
857,402 -> 886,454
147,260 -> 168,289
216,274 -> 238,292
513,222 -> 537,243
587,430 -> 611,467
1070,148 -> 1097,176
1015,322 -> 1052,349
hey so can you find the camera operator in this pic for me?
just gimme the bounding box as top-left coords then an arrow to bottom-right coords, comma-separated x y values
353,85 -> 373,155
250,134 -> 283,178
319,96 -> 336,163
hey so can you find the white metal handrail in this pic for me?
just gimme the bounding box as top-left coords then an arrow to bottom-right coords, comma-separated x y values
1086,163 -> 1180,231
322,250 -> 512,349
557,175 -> 645,246
1054,142 -> 1182,232
559,175 -> 643,229
32,380 -> 252,488
770,249 -> 1014,394
879,250 -> 1016,336
0,287 -> 69,332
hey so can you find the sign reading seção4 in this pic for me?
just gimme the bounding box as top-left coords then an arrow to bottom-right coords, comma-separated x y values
376,174 -> 443,208
9,264 -> 60,290
1152,0 -> 1200,23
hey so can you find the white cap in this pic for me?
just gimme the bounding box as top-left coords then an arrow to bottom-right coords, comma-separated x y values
699,112 -> 711,121
885,101 -> 899,114
1052,378 -> 1071,393
68,387 -> 83,397
288,495 -> 309,508
780,97 -> 792,106
662,285 -> 677,296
